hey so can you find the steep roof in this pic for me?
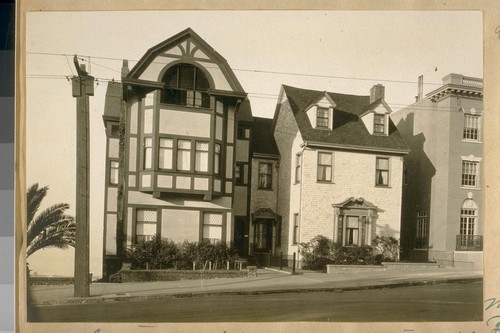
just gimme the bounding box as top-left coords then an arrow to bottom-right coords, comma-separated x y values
281,85 -> 409,154
238,98 -> 254,123
252,116 -> 279,157
127,28 -> 245,94
102,81 -> 122,125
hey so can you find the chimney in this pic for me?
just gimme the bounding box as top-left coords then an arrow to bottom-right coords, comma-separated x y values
416,75 -> 423,102
370,84 -> 385,103
121,59 -> 130,78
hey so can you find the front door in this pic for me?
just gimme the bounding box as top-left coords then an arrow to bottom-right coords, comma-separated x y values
234,217 -> 247,256
254,219 -> 273,253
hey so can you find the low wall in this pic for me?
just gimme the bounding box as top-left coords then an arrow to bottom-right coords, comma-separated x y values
115,269 -> 247,283
326,265 -> 386,274
382,262 -> 441,270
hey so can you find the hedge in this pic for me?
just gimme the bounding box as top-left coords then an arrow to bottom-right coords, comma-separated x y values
111,269 -> 247,283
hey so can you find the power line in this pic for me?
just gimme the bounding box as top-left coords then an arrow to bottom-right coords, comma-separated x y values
26,51 -> 447,87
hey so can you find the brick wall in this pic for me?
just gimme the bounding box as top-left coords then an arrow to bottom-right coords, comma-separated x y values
300,148 -> 403,243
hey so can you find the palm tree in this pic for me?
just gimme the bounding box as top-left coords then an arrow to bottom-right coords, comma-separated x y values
26,183 -> 76,257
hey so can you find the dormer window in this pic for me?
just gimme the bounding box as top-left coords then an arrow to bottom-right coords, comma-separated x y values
161,64 -> 210,108
373,114 -> 385,134
316,107 -> 329,128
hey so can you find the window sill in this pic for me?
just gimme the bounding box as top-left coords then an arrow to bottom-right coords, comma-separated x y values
375,185 -> 392,188
460,186 -> 481,191
461,139 -> 482,144
316,180 -> 334,184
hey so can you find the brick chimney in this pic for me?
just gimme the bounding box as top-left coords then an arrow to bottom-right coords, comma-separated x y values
121,59 -> 130,78
370,84 -> 385,103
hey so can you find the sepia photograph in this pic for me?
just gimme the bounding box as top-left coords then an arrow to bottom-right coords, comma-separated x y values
18,3 -> 498,332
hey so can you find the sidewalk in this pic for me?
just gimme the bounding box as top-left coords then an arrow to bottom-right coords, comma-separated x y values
28,266 -> 482,306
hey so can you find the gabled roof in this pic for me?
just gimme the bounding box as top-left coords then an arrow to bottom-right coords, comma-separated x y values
102,81 -> 122,125
252,116 -> 280,157
280,85 -> 409,154
127,28 -> 245,93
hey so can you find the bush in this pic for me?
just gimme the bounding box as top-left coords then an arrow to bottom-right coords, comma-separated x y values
126,234 -> 181,270
125,236 -> 239,271
300,235 -> 335,271
300,235 -> 380,270
372,235 -> 400,262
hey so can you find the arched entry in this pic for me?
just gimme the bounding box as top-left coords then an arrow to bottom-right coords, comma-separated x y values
250,208 -> 280,255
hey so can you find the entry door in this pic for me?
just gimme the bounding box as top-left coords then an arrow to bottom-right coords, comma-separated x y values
234,217 -> 247,256
254,219 -> 273,253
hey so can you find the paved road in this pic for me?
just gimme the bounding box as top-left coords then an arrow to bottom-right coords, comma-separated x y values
28,281 -> 482,322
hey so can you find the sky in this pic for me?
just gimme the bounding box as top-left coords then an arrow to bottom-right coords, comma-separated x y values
25,10 -> 483,277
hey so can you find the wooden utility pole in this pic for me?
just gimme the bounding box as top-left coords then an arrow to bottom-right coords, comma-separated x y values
72,55 -> 94,298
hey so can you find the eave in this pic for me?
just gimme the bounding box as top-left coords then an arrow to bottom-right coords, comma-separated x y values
304,140 -> 410,155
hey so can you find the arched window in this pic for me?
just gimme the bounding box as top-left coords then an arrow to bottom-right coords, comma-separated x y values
161,64 -> 211,108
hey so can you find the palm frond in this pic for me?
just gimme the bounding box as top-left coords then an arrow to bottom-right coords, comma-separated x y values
27,183 -> 49,225
26,217 -> 76,257
27,203 -> 70,246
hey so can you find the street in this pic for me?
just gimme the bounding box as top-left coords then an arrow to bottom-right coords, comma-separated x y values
28,280 -> 482,322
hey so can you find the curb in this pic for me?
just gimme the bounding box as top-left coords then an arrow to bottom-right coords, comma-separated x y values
29,276 -> 482,307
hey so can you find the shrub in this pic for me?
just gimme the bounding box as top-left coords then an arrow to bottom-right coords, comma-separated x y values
300,235 -> 335,271
178,240 -> 239,269
372,235 -> 400,262
126,234 -> 181,270
334,244 -> 377,265
126,236 -> 240,271
300,235 -> 380,270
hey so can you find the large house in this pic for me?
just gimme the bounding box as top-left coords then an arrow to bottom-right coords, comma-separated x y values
391,74 -> 483,269
101,28 -> 410,278
272,84 -> 410,262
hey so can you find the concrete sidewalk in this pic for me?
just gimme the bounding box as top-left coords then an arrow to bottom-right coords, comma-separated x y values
28,266 -> 482,306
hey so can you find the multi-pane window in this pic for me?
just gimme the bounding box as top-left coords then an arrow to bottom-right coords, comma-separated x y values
403,169 -> 409,187
463,114 -> 480,141
161,64 -> 210,108
158,138 -> 173,170
195,141 -> 209,172
258,163 -> 273,189
109,160 -> 119,185
295,153 -> 301,183
316,107 -> 329,128
346,216 -> 360,246
376,157 -> 389,186
143,137 -> 153,169
177,140 -> 191,171
317,152 -> 332,182
462,161 -> 478,187
136,209 -> 157,243
203,212 -> 223,243
293,214 -> 300,244
416,211 -> 429,249
214,143 -> 221,175
460,209 -> 476,236
374,114 -> 385,134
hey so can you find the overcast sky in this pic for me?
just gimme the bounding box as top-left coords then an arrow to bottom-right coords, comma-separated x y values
25,10 -> 482,277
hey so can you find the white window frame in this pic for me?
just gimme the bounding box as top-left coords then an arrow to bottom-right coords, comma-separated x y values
375,157 -> 390,187
463,114 -> 481,141
373,114 -> 386,135
461,156 -> 481,188
317,151 -> 333,182
135,208 -> 158,243
316,107 -> 329,129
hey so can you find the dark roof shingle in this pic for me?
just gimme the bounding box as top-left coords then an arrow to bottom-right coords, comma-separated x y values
252,116 -> 279,157
282,85 -> 409,153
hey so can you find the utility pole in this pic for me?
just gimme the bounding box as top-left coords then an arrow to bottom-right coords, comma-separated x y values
72,55 -> 94,298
